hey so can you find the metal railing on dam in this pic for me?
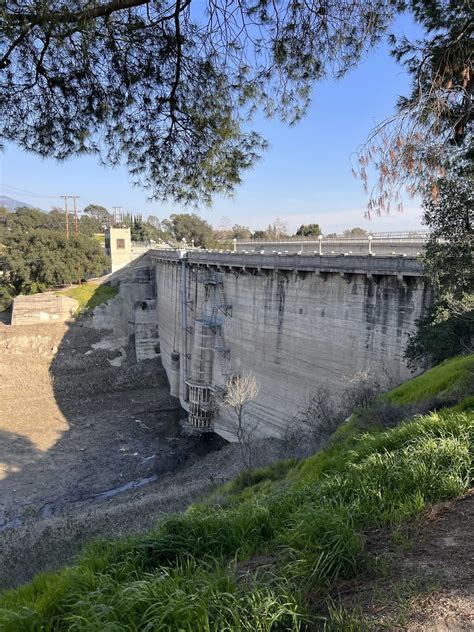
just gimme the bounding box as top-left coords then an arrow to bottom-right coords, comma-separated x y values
149,249 -> 424,277
230,233 -> 427,256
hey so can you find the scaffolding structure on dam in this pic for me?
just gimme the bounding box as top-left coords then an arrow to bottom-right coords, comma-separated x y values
183,269 -> 233,429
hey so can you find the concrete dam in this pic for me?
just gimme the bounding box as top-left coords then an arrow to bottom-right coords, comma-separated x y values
113,250 -> 430,438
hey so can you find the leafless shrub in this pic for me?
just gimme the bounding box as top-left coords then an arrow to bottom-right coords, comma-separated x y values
300,387 -> 346,439
280,368 -> 398,459
356,399 -> 411,430
221,371 -> 260,469
279,421 -> 308,460
279,387 -> 344,459
341,369 -> 383,413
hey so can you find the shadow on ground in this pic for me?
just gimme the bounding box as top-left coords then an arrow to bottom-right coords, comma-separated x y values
0,288 -> 227,589
0,430 -> 42,480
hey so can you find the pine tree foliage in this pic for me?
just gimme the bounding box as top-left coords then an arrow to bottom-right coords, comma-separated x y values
357,0 -> 473,213
1,0 -> 399,203
405,155 -> 473,368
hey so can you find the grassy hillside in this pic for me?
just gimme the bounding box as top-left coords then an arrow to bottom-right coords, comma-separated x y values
0,357 -> 472,630
387,354 -> 474,406
333,354 -> 474,442
56,280 -> 117,313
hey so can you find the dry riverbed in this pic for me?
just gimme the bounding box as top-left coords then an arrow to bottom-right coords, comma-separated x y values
0,316 -> 257,589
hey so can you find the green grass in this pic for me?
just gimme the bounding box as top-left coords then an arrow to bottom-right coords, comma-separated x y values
56,281 -> 117,313
330,354 -> 474,444
0,359 -> 472,630
388,354 -> 474,405
451,395 -> 474,412
0,407 -> 472,630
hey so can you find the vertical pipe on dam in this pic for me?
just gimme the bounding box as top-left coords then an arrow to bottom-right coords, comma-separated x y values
180,259 -> 189,402
169,351 -> 180,397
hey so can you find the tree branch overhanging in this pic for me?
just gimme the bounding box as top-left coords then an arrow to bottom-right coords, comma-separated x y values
5,0 -> 450,206
7,0 -> 151,24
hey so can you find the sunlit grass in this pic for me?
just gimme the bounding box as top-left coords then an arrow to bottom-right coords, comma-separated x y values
56,280 -> 117,313
388,354 -> 474,405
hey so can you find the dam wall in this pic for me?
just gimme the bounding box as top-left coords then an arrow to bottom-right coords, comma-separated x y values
151,250 -> 430,438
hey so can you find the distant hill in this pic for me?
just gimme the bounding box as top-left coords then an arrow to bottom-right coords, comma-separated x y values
0,196 -> 40,212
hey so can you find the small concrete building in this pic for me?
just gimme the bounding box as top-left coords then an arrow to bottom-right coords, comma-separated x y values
105,227 -> 132,273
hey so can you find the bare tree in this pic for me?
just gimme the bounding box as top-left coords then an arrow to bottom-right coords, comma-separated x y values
221,372 -> 259,469
341,369 -> 382,412
266,218 -> 289,240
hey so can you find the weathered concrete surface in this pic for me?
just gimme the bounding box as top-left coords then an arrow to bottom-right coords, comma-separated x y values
94,253 -> 156,346
216,271 -> 429,436
152,251 -> 431,438
135,299 -> 160,361
105,226 -> 132,273
152,249 -> 424,276
11,293 -> 78,326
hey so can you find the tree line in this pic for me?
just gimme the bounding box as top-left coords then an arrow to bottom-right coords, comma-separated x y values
0,207 -> 109,310
0,203 -> 371,247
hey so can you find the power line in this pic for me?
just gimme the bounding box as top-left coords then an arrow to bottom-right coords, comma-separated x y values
1,183 -> 60,200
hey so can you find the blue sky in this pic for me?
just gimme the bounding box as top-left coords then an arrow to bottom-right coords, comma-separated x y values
1,14 -> 425,234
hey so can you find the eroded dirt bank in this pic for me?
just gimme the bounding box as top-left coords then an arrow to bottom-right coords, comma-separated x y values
324,491 -> 474,630
0,316 -> 251,589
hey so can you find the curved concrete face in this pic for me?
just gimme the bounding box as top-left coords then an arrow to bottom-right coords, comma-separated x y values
152,252 -> 431,439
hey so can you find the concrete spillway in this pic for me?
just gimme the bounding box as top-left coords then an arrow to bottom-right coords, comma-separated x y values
139,250 -> 430,439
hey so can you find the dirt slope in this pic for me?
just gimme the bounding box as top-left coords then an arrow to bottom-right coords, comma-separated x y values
325,490 -> 474,630
0,317 -> 223,588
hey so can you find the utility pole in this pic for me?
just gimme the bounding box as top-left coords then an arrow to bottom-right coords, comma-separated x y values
71,196 -> 80,237
60,195 -> 80,238
60,195 -> 70,239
